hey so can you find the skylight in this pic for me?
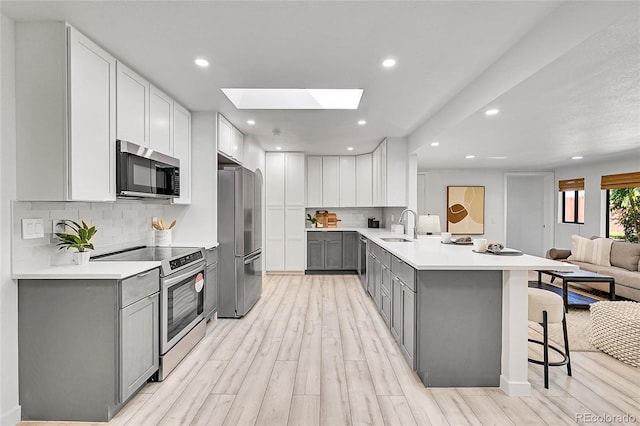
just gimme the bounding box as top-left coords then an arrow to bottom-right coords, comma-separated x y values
221,88 -> 363,110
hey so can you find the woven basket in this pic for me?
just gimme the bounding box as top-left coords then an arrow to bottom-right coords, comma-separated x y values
590,301 -> 640,367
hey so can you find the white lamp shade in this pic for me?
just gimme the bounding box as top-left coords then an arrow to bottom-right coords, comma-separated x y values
417,215 -> 441,234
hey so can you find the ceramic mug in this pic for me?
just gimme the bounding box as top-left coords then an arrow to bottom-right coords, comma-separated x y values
473,238 -> 488,252
441,232 -> 452,243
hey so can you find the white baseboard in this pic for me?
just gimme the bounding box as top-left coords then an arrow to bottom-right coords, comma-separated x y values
265,271 -> 304,276
500,375 -> 531,396
1,405 -> 21,426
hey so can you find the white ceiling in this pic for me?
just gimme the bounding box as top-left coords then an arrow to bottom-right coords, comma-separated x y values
2,1 -> 639,170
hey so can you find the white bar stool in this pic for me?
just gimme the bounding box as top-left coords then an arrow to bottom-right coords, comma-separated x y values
528,287 -> 572,389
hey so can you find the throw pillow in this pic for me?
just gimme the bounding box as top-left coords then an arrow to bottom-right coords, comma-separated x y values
567,235 -> 613,266
610,241 -> 640,271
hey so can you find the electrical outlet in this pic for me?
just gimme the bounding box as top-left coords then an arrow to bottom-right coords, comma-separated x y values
51,220 -> 66,243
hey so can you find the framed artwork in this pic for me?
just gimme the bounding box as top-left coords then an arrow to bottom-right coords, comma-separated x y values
446,186 -> 485,234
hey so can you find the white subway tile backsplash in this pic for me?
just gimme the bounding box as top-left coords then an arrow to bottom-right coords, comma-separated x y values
305,207 -> 383,228
12,199 -> 174,270
65,202 -> 91,210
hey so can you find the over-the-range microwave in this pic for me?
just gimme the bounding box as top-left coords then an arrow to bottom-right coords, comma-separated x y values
116,140 -> 180,199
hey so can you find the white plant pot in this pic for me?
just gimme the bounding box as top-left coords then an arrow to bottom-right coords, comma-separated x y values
73,250 -> 91,265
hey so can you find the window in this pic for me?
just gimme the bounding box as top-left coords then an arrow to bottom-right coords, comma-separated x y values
602,172 -> 640,242
559,178 -> 584,224
562,190 -> 585,224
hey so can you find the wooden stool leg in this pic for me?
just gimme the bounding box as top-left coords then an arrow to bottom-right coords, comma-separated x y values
562,314 -> 572,377
543,310 -> 549,389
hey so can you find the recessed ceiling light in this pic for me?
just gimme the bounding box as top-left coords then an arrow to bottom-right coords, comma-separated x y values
488,156 -> 507,160
465,155 -> 476,159
194,58 -> 209,67
485,109 -> 499,116
347,147 -> 354,151
382,58 -> 396,68
571,156 -> 583,160
358,120 -> 367,126
275,147 -> 282,150
221,88 -> 363,110
430,142 -> 440,147
247,120 -> 255,125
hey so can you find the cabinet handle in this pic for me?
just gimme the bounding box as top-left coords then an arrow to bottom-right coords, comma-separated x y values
136,271 -> 152,278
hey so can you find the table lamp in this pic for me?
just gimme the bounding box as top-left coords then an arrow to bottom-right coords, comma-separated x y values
417,214 -> 441,235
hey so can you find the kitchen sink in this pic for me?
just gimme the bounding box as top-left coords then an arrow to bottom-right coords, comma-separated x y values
381,237 -> 414,242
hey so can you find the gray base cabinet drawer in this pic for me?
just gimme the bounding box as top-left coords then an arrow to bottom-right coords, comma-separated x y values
121,269 -> 160,307
392,256 -> 415,291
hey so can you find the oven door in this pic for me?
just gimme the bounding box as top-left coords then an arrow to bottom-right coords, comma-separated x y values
161,262 -> 205,354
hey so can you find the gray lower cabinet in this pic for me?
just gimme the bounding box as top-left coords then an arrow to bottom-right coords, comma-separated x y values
389,256 -> 416,369
400,282 -> 416,367
391,275 -> 402,341
342,231 -> 358,270
18,269 -> 160,422
120,293 -> 159,402
366,249 -> 376,297
306,231 -> 341,270
205,247 -> 218,319
373,258 -> 382,309
325,238 -> 343,269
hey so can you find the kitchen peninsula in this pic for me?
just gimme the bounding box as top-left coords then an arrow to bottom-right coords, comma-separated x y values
306,228 -> 577,396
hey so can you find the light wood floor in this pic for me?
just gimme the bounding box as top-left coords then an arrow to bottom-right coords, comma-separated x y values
22,274 -> 640,426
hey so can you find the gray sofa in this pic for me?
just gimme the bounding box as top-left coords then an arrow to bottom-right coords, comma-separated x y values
547,239 -> 640,302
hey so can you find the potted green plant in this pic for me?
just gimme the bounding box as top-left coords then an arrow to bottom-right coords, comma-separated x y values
55,220 -> 97,265
306,213 -> 318,228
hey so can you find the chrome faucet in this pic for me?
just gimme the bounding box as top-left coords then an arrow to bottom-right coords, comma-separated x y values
399,209 -> 418,239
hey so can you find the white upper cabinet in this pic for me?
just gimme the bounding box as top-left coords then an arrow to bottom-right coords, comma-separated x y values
339,156 -> 356,207
356,154 -> 372,207
116,62 -> 150,147
217,114 -> 243,163
172,102 -> 191,205
322,156 -> 340,208
306,156 -> 323,207
149,85 -> 173,155
16,23 -> 116,202
217,114 -> 233,156
231,127 -> 244,163
384,138 -> 407,206
372,138 -> 407,207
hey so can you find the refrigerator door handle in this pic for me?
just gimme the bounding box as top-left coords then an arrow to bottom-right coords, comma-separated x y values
244,251 -> 262,264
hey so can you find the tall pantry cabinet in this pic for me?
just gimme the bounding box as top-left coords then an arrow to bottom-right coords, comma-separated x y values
265,153 -> 305,271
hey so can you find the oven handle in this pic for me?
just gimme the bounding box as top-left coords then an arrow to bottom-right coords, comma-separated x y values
163,261 -> 205,288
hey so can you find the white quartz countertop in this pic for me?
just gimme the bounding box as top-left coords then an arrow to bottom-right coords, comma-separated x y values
13,262 -> 161,280
308,227 -> 577,271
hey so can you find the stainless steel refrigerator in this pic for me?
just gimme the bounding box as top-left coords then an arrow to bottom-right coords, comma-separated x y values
218,166 -> 262,317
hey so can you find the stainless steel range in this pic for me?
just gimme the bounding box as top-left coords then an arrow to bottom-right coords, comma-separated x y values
93,246 -> 206,380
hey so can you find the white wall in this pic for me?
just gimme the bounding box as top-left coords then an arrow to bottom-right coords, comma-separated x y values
554,155 -> 640,247
419,169 -> 505,241
1,14 -> 21,425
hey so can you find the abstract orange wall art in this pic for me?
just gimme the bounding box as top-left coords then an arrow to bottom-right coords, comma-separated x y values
446,186 -> 485,234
